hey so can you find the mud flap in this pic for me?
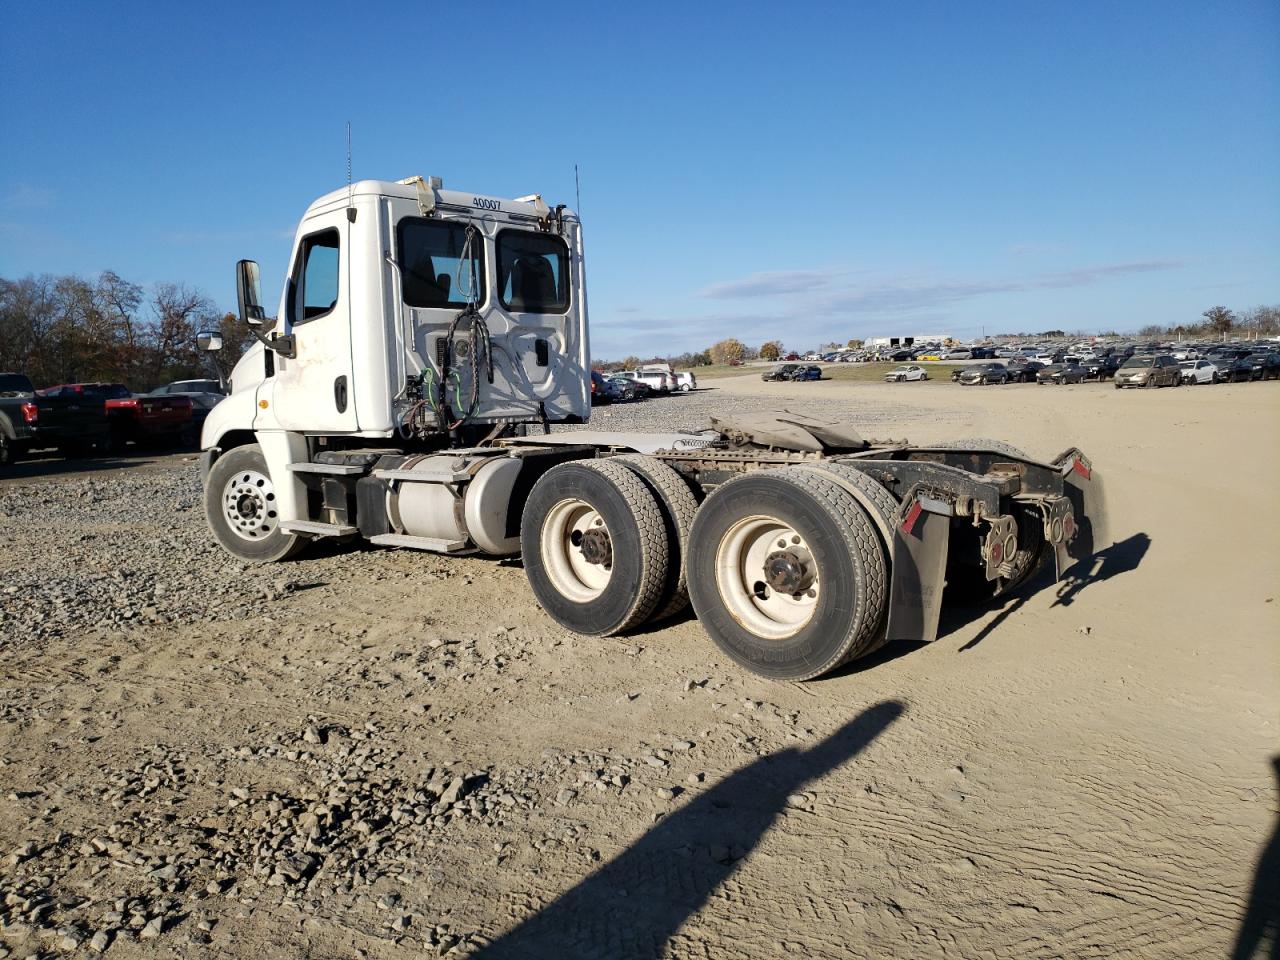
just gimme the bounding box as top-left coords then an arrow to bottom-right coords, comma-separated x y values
887,504 -> 949,643
1058,459 -> 1108,579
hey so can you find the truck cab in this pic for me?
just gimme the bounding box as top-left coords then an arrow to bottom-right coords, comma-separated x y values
205,176 -> 589,455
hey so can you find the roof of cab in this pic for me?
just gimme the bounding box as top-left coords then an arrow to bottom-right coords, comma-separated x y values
305,178 -> 577,222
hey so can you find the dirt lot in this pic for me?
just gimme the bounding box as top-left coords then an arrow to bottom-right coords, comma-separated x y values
1,377 -> 1277,959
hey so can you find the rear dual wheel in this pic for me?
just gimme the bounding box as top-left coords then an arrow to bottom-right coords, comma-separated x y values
521,459 -> 673,636
686,468 -> 889,681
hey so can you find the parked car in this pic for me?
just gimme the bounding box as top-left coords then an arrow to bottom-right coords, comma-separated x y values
149,378 -> 226,398
1114,355 -> 1181,388
671,371 -> 697,392
147,379 -> 226,441
1238,352 -> 1280,381
622,369 -> 673,393
762,363 -> 797,381
1205,350 -> 1251,382
1005,359 -> 1046,383
790,365 -> 822,381
783,353 -> 801,361
590,370 -> 613,404
884,364 -> 928,382
1179,360 -> 1219,385
917,351 -> 945,361
945,348 -> 973,360
957,363 -> 1010,385
607,375 -> 648,400
1086,356 -> 1124,380
1036,362 -> 1087,385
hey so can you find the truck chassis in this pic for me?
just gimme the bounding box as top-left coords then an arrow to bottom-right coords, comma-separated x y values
201,412 -> 1105,681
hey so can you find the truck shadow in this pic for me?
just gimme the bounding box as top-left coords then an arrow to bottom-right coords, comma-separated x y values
936,532 -> 1152,652
1051,533 -> 1152,607
1232,757 -> 1280,960
471,700 -> 904,959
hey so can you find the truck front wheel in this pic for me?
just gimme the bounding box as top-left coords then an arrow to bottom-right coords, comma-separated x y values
204,445 -> 305,562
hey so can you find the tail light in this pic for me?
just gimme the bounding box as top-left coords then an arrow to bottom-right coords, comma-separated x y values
20,402 -> 37,424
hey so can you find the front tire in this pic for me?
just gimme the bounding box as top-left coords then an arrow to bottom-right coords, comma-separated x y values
687,468 -> 887,681
204,445 -> 305,562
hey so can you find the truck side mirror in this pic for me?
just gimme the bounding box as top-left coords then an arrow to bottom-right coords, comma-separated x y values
236,260 -> 266,327
197,331 -> 223,352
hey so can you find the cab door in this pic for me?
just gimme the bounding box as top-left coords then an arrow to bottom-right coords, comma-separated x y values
267,216 -> 358,433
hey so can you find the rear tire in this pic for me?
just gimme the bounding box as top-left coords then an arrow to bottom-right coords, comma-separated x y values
521,459 -> 669,636
609,455 -> 701,621
687,468 -> 887,681
204,445 -> 305,562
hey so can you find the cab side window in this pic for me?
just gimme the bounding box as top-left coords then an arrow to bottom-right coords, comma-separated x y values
288,229 -> 340,326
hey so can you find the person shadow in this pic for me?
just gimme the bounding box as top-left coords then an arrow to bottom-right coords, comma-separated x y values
472,700 -> 905,960
1232,756 -> 1280,959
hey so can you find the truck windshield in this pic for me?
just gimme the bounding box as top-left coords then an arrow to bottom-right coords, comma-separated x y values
497,230 -> 569,314
398,219 -> 486,309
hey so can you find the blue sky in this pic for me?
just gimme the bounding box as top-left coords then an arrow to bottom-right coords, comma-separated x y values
1,1 -> 1276,358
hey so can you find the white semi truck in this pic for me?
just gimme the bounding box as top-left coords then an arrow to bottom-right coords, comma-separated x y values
197,175 -> 1105,680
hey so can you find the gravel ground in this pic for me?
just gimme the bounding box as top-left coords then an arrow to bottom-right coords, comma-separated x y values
0,381 -> 1275,960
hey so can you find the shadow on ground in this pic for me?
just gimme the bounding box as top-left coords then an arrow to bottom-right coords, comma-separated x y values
1052,532 -> 1152,607
1233,757 -> 1280,960
934,532 -> 1153,651
472,701 -> 904,959
0,453 -> 166,483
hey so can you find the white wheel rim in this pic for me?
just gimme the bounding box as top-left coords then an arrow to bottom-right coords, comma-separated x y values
714,515 -> 820,640
541,498 -> 612,602
222,468 -> 278,541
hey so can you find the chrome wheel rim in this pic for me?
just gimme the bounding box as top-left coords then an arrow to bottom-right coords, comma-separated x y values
222,468 -> 278,540
715,515 -> 820,640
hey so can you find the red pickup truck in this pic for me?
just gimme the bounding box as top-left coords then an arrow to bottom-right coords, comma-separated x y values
37,383 -> 193,449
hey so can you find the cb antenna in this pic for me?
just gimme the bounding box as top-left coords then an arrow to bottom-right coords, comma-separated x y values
346,121 -> 356,222
574,163 -> 581,217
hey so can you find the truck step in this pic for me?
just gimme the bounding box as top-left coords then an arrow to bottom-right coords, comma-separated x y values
279,520 -> 359,537
369,533 -> 472,554
287,462 -> 367,476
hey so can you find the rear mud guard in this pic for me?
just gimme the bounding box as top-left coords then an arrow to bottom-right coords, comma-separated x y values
886,497 -> 950,643
1052,451 -> 1108,578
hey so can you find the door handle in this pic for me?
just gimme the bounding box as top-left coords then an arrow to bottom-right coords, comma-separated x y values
334,376 -> 348,413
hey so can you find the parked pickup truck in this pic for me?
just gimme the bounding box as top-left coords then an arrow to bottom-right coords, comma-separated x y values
39,382 -> 194,448
1,373 -> 115,462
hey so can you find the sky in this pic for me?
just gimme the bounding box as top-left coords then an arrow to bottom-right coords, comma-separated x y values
1,1 -> 1277,359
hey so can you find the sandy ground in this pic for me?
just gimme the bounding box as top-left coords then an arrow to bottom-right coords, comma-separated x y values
1,376 -> 1277,959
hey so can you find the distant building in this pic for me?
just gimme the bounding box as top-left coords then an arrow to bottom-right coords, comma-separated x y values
866,333 -> 951,349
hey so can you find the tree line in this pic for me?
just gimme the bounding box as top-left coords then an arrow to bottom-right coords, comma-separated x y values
0,271 -> 249,391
